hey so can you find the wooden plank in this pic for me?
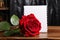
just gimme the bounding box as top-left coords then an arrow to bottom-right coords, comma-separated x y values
48,26 -> 60,39
0,8 -> 8,10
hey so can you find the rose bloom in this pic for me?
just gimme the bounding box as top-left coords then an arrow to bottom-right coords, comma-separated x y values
19,14 -> 41,37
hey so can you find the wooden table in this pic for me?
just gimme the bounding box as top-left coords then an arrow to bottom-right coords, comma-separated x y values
0,26 -> 47,40
48,26 -> 60,40
0,26 -> 60,40
0,32 -> 47,40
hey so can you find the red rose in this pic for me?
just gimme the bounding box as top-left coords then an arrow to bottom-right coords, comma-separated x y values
19,14 -> 41,37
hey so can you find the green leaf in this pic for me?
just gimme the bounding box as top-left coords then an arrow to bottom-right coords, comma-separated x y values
0,21 -> 10,31
10,15 -> 19,26
3,29 -> 20,36
3,30 -> 13,36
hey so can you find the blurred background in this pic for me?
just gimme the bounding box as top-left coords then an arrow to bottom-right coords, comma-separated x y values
48,0 -> 60,26
0,0 -> 60,26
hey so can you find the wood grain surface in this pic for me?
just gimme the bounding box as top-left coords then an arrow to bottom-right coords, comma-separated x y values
0,26 -> 47,40
0,26 -> 60,40
48,26 -> 60,39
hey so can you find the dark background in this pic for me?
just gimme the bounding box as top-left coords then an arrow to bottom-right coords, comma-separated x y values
48,0 -> 60,26
1,0 -> 60,26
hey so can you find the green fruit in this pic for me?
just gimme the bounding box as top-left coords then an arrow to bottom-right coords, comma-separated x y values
0,21 -> 10,31
10,15 -> 19,26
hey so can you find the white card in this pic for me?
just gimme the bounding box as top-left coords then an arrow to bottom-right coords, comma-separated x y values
24,6 -> 47,32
